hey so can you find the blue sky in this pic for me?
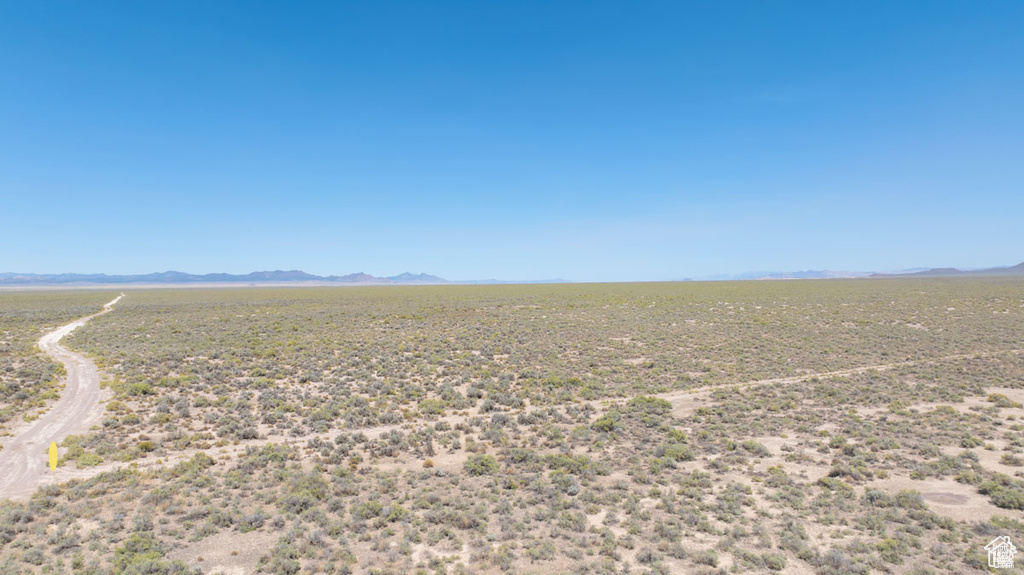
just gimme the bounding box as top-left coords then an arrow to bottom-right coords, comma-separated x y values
2,1 -> 1022,282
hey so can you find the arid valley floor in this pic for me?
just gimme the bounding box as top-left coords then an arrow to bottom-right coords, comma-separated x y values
3,279 -> 1024,574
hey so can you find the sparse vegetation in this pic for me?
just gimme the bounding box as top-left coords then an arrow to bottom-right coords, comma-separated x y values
2,278 -> 1024,573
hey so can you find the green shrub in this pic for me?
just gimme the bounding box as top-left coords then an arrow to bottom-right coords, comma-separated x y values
115,382 -> 155,397
1001,453 -> 1023,466
525,540 -> 556,562
863,489 -> 893,507
979,475 -> 1024,510
542,453 -> 607,476
628,396 -> 672,415
418,399 -> 445,416
692,548 -> 718,566
877,537 -> 908,564
666,429 -> 687,443
894,490 -> 925,509
77,453 -> 103,467
592,411 -> 622,432
22,547 -> 44,565
558,510 -> 586,532
258,540 -> 300,575
550,470 -> 581,496
989,393 -> 1022,408
465,454 -> 500,476
960,435 -> 984,448
658,443 -> 695,462
351,500 -> 384,521
740,440 -> 771,457
507,448 -> 539,465
956,470 -> 982,485
238,444 -> 295,471
384,504 -> 407,523
112,532 -> 195,575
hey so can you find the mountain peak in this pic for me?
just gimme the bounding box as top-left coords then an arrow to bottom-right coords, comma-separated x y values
869,261 -> 1024,278
387,272 -> 448,283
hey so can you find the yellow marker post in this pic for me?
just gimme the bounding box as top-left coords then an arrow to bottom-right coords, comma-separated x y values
49,441 -> 58,471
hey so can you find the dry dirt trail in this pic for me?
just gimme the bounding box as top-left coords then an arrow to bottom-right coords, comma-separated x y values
653,347 -> 1024,409
0,294 -> 123,501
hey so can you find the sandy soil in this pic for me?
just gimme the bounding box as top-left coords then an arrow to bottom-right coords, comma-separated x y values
167,529 -> 278,575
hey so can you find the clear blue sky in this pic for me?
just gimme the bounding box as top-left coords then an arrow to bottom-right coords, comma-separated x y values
2,1 -> 1022,282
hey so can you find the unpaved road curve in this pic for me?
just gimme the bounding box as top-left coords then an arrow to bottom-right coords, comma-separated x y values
0,294 -> 123,501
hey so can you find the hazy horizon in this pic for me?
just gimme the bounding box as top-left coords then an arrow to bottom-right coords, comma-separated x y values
3,259 -> 1023,285
3,2 -> 1022,282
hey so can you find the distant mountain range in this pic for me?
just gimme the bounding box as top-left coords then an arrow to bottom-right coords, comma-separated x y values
682,261 -> 1024,281
690,270 -> 874,281
0,270 -> 451,286
2,261 -> 1021,286
869,261 -> 1024,278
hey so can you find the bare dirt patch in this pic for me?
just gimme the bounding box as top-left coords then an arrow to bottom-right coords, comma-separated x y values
167,529 -> 277,575
869,477 -> 1019,522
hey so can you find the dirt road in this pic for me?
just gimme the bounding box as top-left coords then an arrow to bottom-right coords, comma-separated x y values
0,295 -> 123,501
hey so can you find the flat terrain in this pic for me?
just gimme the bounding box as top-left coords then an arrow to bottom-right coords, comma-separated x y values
2,279 -> 1024,574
